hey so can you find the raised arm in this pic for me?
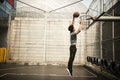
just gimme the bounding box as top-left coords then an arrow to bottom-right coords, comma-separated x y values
71,17 -> 75,25
75,20 -> 83,34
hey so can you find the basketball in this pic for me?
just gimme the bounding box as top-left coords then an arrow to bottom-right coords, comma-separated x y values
73,12 -> 79,18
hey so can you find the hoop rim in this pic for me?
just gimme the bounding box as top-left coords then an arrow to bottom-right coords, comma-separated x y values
79,15 -> 92,19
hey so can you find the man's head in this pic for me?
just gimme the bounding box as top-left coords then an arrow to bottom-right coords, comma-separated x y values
68,25 -> 74,32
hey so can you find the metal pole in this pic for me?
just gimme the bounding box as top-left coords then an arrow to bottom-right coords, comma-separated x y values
99,0 -> 104,59
112,9 -> 115,61
44,12 -> 47,64
100,22 -> 103,59
18,18 -> 22,62
96,16 -> 120,21
6,10 -> 12,63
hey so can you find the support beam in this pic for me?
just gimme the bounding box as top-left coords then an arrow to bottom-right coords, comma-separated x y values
86,12 -> 105,29
96,16 -> 120,21
86,11 -> 120,29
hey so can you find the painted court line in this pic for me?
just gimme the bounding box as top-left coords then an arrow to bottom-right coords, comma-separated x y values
6,73 -> 97,78
7,73 -> 69,77
0,66 -> 32,71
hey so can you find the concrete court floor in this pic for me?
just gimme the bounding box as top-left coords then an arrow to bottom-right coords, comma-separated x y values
0,64 -> 112,80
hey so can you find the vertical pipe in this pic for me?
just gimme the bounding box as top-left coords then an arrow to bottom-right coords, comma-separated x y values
84,17 -> 87,64
44,12 -> 47,64
18,18 -> 21,62
6,10 -> 12,62
100,0 -> 103,59
112,9 -> 115,61
100,22 -> 103,59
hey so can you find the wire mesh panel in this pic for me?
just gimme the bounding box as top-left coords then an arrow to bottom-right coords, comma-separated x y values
102,8 -> 113,41
7,0 -> 90,65
114,2 -> 120,38
101,1 -> 120,63
114,2 -> 120,64
83,0 -> 120,66
16,7 -> 46,18
114,22 -> 120,38
114,40 -> 120,64
103,0 -> 118,12
102,41 -> 113,61
102,9 -> 113,62
102,22 -> 112,41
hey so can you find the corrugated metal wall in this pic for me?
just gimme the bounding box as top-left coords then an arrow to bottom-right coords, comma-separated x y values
114,2 -> 120,64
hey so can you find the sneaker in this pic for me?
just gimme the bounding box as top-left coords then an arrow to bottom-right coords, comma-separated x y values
66,68 -> 72,76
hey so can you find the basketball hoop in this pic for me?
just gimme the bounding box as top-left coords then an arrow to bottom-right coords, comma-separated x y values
79,14 -> 92,30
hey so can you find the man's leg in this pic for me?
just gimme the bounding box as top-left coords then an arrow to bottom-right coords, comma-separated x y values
67,45 -> 73,76
67,45 -> 77,76
70,45 -> 77,71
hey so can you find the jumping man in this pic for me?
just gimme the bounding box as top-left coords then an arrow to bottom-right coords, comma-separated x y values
67,15 -> 82,76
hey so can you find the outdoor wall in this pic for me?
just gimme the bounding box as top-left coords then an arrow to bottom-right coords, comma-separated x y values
10,17 -> 85,65
85,22 -> 100,63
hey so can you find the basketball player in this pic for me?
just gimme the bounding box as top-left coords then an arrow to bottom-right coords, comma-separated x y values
67,14 -> 82,76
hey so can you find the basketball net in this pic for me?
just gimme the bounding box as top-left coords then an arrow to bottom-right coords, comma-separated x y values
79,14 -> 91,30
